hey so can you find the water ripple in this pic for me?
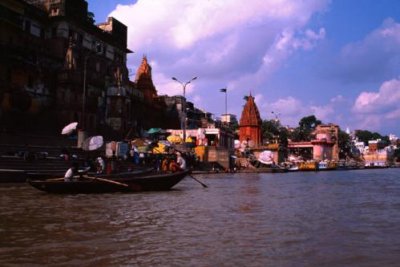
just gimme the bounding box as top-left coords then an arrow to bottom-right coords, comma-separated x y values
1,170 -> 400,266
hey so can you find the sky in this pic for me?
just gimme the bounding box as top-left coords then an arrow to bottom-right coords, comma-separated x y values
87,0 -> 400,136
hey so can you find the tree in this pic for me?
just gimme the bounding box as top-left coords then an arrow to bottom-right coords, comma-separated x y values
338,130 -> 352,159
261,119 -> 289,161
87,12 -> 95,24
289,115 -> 322,141
355,130 -> 388,145
394,148 -> 400,162
261,119 -> 280,144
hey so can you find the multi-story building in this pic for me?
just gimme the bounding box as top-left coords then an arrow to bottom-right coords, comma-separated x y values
1,0 -> 133,139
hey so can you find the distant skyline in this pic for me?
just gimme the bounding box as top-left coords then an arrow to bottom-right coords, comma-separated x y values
87,0 -> 400,136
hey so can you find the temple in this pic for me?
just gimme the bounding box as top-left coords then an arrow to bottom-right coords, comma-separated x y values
135,56 -> 158,103
239,95 -> 262,147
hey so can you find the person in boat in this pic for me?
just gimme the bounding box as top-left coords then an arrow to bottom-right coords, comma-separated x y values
168,155 -> 181,172
161,156 -> 170,172
96,157 -> 105,174
64,163 -> 78,182
176,152 -> 186,170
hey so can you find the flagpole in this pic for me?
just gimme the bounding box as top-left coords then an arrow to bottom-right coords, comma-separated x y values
220,88 -> 227,124
225,89 -> 227,119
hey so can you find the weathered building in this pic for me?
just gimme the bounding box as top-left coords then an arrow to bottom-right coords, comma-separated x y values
1,0 -> 133,139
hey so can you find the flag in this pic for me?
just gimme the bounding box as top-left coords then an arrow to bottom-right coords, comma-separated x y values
220,88 -> 227,92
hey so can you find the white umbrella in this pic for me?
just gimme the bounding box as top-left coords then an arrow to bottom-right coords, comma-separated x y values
82,135 -> 103,151
258,150 -> 274,164
61,122 -> 78,135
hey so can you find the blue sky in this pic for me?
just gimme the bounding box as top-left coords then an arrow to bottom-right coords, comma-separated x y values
87,0 -> 400,136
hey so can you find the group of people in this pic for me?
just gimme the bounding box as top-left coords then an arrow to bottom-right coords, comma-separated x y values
64,151 -> 186,181
159,152 -> 186,172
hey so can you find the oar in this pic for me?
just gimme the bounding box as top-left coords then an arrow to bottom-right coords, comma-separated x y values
46,177 -> 65,181
84,175 -> 129,187
189,174 -> 208,188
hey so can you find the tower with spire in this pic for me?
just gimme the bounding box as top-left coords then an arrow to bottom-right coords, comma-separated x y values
135,56 -> 157,102
239,94 -> 262,147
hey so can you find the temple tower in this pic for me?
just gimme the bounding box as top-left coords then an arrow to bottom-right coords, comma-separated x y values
135,56 -> 157,102
239,95 -> 262,147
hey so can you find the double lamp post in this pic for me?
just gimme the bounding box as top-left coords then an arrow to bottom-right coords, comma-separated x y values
171,76 -> 197,142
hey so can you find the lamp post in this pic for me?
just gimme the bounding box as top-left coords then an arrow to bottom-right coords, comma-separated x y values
82,54 -> 89,130
220,88 -> 227,124
171,76 -> 197,142
271,111 -> 281,122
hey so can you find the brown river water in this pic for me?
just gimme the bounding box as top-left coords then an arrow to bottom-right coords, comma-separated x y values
1,168 -> 400,266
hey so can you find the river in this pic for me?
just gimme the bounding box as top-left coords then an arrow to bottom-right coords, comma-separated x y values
1,168 -> 400,266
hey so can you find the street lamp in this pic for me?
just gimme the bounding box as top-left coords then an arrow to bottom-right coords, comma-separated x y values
171,76 -> 197,142
82,54 -> 89,130
271,111 -> 281,122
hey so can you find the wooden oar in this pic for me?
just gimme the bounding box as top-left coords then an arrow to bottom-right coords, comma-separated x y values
189,174 -> 208,188
46,177 -> 66,181
83,175 -> 129,187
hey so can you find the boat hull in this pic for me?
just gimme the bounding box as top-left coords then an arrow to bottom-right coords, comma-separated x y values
28,170 -> 190,194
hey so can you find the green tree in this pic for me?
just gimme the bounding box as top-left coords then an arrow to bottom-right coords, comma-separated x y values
394,148 -> 400,162
261,119 -> 280,144
87,12 -> 95,24
355,130 -> 388,145
290,115 -> 322,141
338,130 -> 352,159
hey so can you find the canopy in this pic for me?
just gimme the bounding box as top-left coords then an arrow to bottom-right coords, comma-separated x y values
147,128 -> 162,134
258,150 -> 274,165
185,136 -> 194,143
159,140 -> 172,146
61,122 -> 78,135
131,138 -> 150,147
152,141 -> 169,154
82,135 -> 103,151
167,135 -> 182,144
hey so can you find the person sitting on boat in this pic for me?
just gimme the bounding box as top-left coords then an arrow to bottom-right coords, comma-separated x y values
96,157 -> 105,174
176,152 -> 186,170
64,164 -> 77,182
161,157 -> 170,172
168,156 -> 181,172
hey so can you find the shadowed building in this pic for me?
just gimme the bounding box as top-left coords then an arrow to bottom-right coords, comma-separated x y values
239,94 -> 262,147
0,0 -> 132,139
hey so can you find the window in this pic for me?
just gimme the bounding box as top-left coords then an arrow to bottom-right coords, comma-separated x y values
95,62 -> 100,73
50,8 -> 59,16
25,20 -> 31,33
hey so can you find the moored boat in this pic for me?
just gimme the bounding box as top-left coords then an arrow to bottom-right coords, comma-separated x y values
317,160 -> 337,171
298,161 -> 318,171
28,169 -> 190,194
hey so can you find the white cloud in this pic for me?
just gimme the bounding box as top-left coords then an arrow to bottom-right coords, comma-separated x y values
353,78 -> 400,114
332,18 -> 400,83
110,0 -> 329,91
350,78 -> 400,133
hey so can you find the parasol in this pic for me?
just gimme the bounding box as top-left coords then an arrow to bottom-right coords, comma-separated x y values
258,150 -> 274,165
61,122 -> 78,135
167,135 -> 183,144
147,128 -> 162,134
185,136 -> 194,143
131,138 -> 150,147
82,135 -> 103,151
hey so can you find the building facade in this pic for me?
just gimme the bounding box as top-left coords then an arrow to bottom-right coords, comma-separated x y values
1,0 -> 133,137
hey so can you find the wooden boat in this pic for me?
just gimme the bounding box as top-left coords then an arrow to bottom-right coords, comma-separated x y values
28,169 -> 190,194
298,161 -> 318,171
26,167 -> 153,180
317,160 -> 337,171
